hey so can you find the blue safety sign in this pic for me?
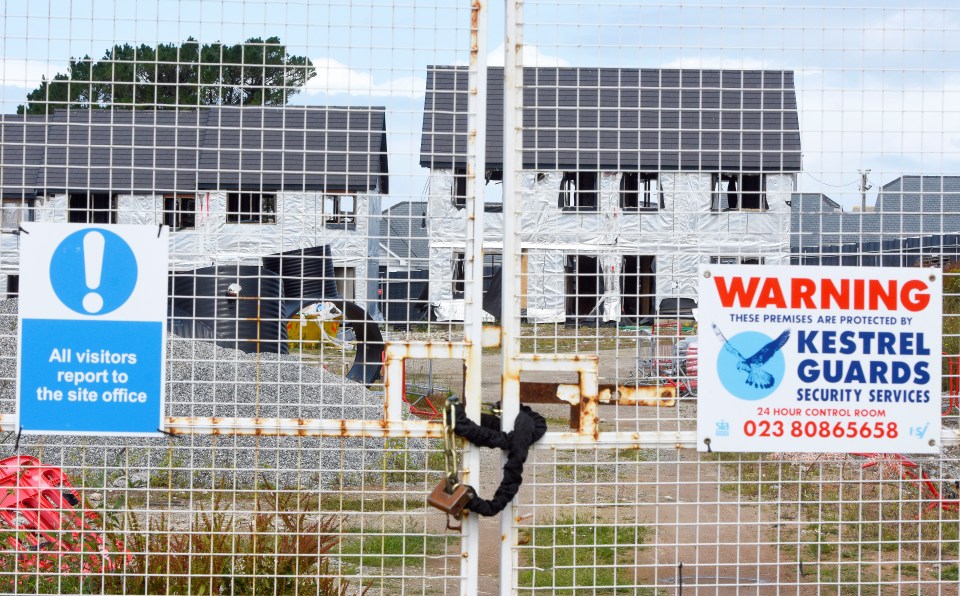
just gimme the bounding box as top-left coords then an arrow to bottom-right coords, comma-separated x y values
16,223 -> 168,436
49,228 -> 138,316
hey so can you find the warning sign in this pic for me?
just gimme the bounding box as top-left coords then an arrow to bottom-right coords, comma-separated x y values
697,264 -> 942,454
16,224 -> 168,436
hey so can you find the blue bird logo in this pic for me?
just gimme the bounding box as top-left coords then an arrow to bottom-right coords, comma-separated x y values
712,323 -> 790,389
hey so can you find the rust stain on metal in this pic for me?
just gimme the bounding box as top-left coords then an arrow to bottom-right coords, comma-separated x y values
519,382 -> 675,407
470,1 -> 481,53
616,385 -> 676,407
580,401 -> 600,440
340,419 -> 348,437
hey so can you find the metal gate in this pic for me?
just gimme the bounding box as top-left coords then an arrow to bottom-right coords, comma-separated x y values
0,0 -> 959,593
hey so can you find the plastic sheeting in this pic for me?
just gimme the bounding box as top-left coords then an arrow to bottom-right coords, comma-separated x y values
8,191 -> 383,316
0,234 -> 20,274
523,250 -> 566,323
426,168 -> 794,322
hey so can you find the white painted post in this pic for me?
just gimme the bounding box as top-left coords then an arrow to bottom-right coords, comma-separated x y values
501,0 -> 524,593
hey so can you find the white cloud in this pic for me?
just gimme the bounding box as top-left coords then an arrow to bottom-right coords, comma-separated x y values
485,44 -> 570,67
303,58 -> 424,99
796,71 -> 960,206
0,58 -> 62,88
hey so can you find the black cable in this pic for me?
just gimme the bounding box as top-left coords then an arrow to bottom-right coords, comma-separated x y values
451,403 -> 547,516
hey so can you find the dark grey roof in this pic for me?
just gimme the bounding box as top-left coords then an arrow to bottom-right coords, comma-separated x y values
39,110 -> 202,193
0,115 -> 46,198
2,107 -> 389,195
420,66 -> 802,172
197,107 -> 389,192
791,176 -> 960,251
380,201 -> 429,268
873,176 -> 960,237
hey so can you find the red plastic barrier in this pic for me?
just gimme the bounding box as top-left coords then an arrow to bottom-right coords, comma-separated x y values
0,455 -> 123,573
854,453 -> 959,514
945,352 -> 960,415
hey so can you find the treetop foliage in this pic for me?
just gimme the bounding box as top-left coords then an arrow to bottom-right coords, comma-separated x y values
18,37 -> 315,114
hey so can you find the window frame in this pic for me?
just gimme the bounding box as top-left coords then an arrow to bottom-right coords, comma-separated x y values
710,173 -> 767,212
558,171 -> 600,212
226,192 -> 277,224
163,194 -> 197,230
451,168 -> 468,209
452,252 -> 465,297
710,256 -> 765,265
323,193 -> 357,229
620,172 -> 663,211
67,192 -> 117,224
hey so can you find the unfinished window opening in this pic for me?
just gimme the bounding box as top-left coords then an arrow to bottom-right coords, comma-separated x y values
68,192 -> 116,224
333,266 -> 356,300
711,173 -> 767,211
451,252 -> 501,302
620,173 -> 662,211
452,252 -> 465,298
564,255 -> 604,319
482,253 -> 503,294
559,172 -> 599,211
621,255 -> 656,320
163,194 -> 196,230
4,275 -> 19,299
710,256 -> 765,265
323,194 -> 357,228
227,192 -> 276,224
1,198 -> 31,230
452,168 -> 467,209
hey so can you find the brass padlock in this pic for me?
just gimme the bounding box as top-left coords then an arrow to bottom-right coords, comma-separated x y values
427,479 -> 472,529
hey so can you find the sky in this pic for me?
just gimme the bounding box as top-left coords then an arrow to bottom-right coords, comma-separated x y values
2,0 -> 959,209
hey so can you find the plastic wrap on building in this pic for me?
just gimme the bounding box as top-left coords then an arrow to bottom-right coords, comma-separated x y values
600,252 -> 622,322
34,195 -> 68,223
428,243 -> 458,321
524,250 -> 566,323
0,234 -> 20,273
425,168 -> 795,323
117,195 -> 160,225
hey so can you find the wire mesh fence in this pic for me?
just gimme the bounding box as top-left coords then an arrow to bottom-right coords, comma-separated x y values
0,0 -> 958,593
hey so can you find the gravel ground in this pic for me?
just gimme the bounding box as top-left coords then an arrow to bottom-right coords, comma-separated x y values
0,298 -> 423,489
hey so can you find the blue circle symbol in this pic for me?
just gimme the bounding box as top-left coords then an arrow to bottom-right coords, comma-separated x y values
50,229 -> 138,316
716,330 -> 786,401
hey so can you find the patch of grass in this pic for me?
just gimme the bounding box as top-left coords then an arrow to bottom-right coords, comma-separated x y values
0,483 -> 359,595
517,515 -> 645,592
518,322 -> 632,353
339,531 -> 448,569
544,414 -> 573,428
717,456 -> 960,586
378,438 -> 442,484
942,564 -> 959,581
318,493 -> 411,512
616,448 -> 648,462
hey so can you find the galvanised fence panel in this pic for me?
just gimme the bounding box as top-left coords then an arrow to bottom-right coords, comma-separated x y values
0,1 -> 957,594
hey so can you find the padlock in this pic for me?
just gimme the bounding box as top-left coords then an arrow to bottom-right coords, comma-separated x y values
427,479 -> 472,529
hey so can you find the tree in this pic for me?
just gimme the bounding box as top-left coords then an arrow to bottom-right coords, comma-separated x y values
17,37 -> 315,114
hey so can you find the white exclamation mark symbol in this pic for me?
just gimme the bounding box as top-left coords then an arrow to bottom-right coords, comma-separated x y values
82,231 -> 105,314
